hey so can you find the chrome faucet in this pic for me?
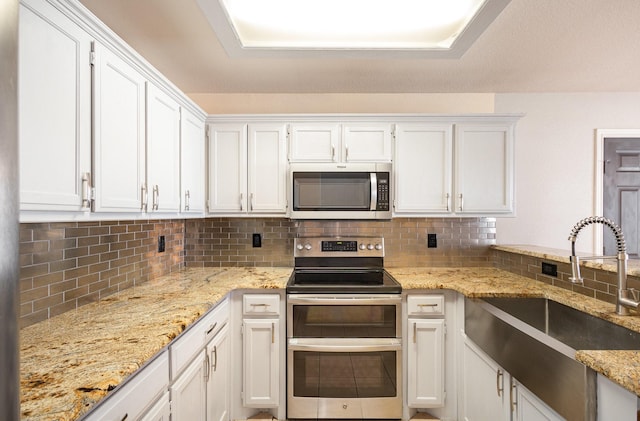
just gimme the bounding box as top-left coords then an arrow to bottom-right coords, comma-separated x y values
568,216 -> 639,316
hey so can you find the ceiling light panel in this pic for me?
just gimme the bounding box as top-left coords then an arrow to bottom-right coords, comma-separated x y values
196,0 -> 511,58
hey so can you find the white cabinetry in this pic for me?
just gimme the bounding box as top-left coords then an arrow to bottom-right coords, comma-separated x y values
394,120 -> 516,216
242,294 -> 280,408
83,351 -> 169,421
170,350 -> 207,421
92,43 -> 147,213
19,0 -> 92,212
289,123 -> 392,162
454,123 -> 515,214
180,108 -> 206,214
146,83 -> 181,213
140,391 -> 171,421
406,295 -> 446,408
394,124 -> 453,214
207,124 -> 287,215
170,298 -> 230,421
461,335 -> 562,421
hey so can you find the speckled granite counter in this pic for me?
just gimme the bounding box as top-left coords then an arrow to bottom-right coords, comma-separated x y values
20,264 -> 640,420
20,267 -> 291,421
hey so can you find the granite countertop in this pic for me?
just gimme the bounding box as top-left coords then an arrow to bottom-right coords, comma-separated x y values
20,262 -> 640,420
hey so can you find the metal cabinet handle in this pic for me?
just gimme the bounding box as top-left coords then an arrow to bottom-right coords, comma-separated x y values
496,369 -> 504,397
212,345 -> 217,372
272,322 -> 275,344
250,303 -> 269,308
204,353 -> 210,382
250,193 -> 254,211
458,193 -> 464,211
413,322 -> 417,343
141,184 -> 148,211
81,172 -> 92,209
345,145 -> 349,161
184,189 -> 190,211
120,414 -> 128,421
510,380 -> 518,412
331,145 -> 336,161
417,303 -> 438,308
152,185 -> 159,210
206,322 -> 218,335
446,193 -> 450,212
240,193 -> 243,211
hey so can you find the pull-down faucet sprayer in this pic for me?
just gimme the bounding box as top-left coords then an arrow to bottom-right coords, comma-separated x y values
568,216 -> 639,315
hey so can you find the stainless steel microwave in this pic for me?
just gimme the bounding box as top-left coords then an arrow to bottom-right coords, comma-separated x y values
289,162 -> 392,219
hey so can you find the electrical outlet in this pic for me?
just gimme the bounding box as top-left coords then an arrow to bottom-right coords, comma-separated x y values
158,235 -> 165,253
541,261 -> 557,277
427,233 -> 437,248
252,233 -> 262,248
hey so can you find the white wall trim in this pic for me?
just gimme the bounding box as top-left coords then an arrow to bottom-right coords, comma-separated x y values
595,128 -> 640,252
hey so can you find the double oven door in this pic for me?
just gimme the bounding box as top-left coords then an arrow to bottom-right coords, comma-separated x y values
287,294 -> 402,419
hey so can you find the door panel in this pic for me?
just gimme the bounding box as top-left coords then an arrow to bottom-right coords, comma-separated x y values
603,138 -> 640,257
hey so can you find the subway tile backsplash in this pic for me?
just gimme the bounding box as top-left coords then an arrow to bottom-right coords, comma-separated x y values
19,217 -> 495,327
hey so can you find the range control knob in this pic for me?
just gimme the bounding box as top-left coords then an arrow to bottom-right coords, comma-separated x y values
304,243 -> 312,250
367,244 -> 374,250
375,243 -> 383,250
296,244 -> 304,251
359,243 -> 366,250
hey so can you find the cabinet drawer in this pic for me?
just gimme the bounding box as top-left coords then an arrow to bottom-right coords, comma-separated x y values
243,293 -> 280,316
170,298 -> 229,378
407,295 -> 445,316
84,350 -> 169,421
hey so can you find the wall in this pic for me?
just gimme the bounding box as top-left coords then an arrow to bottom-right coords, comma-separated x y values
188,93 -> 496,114
20,216 -> 496,327
185,217 -> 496,268
495,93 -> 640,253
19,220 -> 183,327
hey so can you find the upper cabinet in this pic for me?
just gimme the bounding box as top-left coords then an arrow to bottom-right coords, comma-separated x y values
19,0 -> 92,212
289,123 -> 392,163
146,83 -> 181,213
454,123 -> 514,214
92,43 -> 147,213
180,109 -> 206,214
394,119 -> 517,217
207,123 -> 288,216
19,0 -> 206,221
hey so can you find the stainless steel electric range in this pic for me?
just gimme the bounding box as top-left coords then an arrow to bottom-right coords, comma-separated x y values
286,236 -> 402,420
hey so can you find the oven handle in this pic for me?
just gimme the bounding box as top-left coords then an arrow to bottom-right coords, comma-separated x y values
286,295 -> 401,305
288,341 -> 401,353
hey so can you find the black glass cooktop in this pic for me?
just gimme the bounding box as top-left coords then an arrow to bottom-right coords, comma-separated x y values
286,268 -> 401,294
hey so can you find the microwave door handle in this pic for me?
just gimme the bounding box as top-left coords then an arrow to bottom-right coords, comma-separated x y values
370,172 -> 377,211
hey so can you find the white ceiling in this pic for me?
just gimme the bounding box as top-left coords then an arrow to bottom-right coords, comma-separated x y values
78,0 -> 640,95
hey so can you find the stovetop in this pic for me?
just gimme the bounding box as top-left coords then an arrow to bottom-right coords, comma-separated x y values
287,236 -> 402,294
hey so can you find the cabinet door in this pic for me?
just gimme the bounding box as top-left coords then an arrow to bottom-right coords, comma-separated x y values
454,124 -> 514,214
139,391 -> 170,421
19,0 -> 92,211
243,319 -> 279,407
343,123 -> 393,162
93,43 -> 146,212
170,350 -> 207,421
394,124 -> 453,214
513,379 -> 564,421
180,108 -> 206,214
208,124 -> 247,213
207,324 -> 230,421
407,319 -> 445,408
461,337 -> 510,421
146,83 -> 181,212
289,123 -> 341,162
248,124 -> 288,214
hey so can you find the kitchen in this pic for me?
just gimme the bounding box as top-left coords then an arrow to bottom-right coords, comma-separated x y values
4,0 -> 640,420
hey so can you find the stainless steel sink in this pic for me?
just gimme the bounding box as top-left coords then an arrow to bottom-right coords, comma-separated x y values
483,297 -> 640,351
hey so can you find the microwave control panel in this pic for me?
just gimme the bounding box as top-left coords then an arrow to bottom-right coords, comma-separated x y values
376,173 -> 390,211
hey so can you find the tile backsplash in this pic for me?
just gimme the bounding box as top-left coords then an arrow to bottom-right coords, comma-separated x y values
19,216 -> 495,327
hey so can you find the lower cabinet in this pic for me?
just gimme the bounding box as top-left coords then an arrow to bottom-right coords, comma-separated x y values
170,349 -> 207,421
82,351 -> 169,421
242,317 -> 280,407
207,324 -> 231,421
140,391 -> 171,421
461,335 -> 563,421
